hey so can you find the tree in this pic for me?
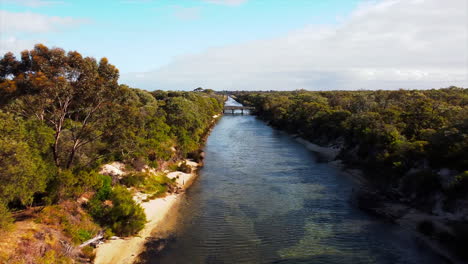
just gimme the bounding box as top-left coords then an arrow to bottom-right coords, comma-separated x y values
0,44 -> 121,169
0,111 -> 53,206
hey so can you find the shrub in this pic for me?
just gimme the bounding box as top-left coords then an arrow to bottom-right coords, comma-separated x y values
142,173 -> 174,197
76,229 -> 93,242
187,151 -> 203,162
88,186 -> 146,236
36,202 -> 100,245
121,172 -> 147,188
48,170 -> 103,202
177,161 -> 192,173
0,203 -> 13,231
36,249 -> 73,264
81,245 -> 96,261
95,174 -> 112,201
168,163 -> 179,172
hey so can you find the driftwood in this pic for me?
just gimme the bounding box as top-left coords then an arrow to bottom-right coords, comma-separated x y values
79,231 -> 104,248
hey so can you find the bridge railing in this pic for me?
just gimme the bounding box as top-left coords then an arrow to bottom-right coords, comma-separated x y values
223,106 -> 255,114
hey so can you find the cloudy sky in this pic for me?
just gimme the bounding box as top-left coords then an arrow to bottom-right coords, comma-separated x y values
0,0 -> 467,91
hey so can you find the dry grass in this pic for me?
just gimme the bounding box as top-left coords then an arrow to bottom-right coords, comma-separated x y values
0,201 -> 101,263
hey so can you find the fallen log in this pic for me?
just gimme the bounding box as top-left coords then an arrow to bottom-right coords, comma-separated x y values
79,231 -> 104,248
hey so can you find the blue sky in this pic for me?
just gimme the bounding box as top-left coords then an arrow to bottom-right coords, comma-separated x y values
0,0 -> 466,90
1,0 -> 360,72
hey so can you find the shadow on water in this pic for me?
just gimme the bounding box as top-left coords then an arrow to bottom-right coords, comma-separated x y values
137,112 -> 448,264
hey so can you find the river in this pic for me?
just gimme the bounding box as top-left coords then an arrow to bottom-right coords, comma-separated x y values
138,98 -> 446,264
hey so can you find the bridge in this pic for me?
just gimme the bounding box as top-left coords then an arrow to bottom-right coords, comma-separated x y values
223,105 -> 255,114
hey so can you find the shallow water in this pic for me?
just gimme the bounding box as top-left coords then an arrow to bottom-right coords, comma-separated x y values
139,100 -> 445,264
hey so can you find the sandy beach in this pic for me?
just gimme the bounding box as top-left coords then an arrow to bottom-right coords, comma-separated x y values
94,160 -> 199,264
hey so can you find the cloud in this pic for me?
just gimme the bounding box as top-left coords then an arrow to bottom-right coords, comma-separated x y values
1,0 -> 64,7
122,0 -> 467,91
0,10 -> 87,33
0,36 -> 39,55
202,0 -> 247,6
0,11 -> 87,56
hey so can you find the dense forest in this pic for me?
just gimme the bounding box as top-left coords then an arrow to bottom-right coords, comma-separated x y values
0,44 -> 223,263
234,89 -> 468,257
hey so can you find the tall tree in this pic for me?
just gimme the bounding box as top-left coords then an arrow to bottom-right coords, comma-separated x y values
0,44 -> 121,169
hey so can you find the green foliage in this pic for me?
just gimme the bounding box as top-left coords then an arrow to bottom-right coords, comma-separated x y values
0,203 -> 13,231
142,173 -> 173,197
0,111 -> 52,206
36,249 -> 73,264
81,245 -> 96,261
48,170 -> 102,202
88,186 -> 146,236
121,172 -> 147,188
95,174 -> 112,201
36,202 -> 100,245
76,229 -> 93,242
177,161 -> 192,173
121,172 -> 174,198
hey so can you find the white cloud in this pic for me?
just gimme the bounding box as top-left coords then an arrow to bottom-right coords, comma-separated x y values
202,0 -> 247,6
1,0 -> 64,7
0,36 -> 39,55
122,0 -> 468,91
0,10 -> 87,33
0,10 -> 87,56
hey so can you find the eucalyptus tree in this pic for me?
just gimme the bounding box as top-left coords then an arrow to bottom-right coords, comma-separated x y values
0,44 -> 121,169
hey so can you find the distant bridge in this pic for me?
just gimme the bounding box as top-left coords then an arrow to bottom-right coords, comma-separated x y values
223,105 -> 255,114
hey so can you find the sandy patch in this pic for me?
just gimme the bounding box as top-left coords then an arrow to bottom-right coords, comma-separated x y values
94,160 -> 199,264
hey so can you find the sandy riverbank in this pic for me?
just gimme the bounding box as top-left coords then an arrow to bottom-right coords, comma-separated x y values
94,160 -> 200,264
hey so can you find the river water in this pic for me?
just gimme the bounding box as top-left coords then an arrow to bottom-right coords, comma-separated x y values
139,98 -> 445,264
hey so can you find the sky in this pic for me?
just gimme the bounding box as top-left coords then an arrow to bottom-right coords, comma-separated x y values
0,0 -> 467,91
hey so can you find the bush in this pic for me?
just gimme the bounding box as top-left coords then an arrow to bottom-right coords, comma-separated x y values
187,151 -> 203,162
177,161 -> 192,173
36,202 -> 100,245
88,186 -> 146,236
142,173 -> 174,197
36,249 -> 73,264
121,172 -> 147,188
0,203 -> 13,231
80,245 -> 96,261
95,174 -> 112,201
168,163 -> 179,172
120,172 -> 173,197
48,170 -> 103,202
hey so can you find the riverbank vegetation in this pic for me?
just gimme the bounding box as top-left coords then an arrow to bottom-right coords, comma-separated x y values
234,88 -> 468,259
0,44 -> 223,263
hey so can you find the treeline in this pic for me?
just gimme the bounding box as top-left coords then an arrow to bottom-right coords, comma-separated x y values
234,88 -> 467,208
0,44 -> 223,241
